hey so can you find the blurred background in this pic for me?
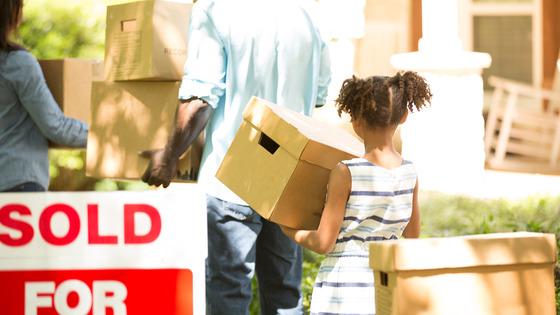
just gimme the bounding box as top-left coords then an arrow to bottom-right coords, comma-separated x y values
13,0 -> 560,313
16,0 -> 560,193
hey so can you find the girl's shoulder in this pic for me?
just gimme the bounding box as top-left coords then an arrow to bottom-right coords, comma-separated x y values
341,158 -> 416,175
340,157 -> 370,166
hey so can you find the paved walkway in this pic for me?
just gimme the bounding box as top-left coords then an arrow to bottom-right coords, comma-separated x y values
422,168 -> 560,199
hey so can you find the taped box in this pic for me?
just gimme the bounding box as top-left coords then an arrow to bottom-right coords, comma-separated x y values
86,80 -> 202,182
216,97 -> 364,230
104,0 -> 192,81
369,232 -> 558,315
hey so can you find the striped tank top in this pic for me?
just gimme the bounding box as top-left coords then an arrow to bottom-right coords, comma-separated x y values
310,157 -> 417,315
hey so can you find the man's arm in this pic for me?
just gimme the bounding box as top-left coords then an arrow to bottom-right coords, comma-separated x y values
140,97 -> 212,188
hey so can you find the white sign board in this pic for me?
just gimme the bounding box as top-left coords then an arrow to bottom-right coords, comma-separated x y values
0,186 -> 206,315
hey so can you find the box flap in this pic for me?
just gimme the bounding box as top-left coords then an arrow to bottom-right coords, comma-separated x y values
369,232 -> 557,271
243,97 -> 364,168
242,97 -> 309,159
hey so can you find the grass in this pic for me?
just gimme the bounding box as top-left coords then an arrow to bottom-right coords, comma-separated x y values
250,192 -> 560,314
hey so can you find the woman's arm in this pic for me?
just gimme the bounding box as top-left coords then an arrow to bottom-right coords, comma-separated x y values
281,162 -> 351,255
13,52 -> 88,147
402,178 -> 420,238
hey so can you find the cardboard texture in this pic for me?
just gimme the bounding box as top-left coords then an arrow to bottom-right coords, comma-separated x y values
369,232 -> 558,315
104,0 -> 192,81
38,59 -> 103,149
86,80 -> 202,182
216,97 -> 364,230
38,59 -> 104,124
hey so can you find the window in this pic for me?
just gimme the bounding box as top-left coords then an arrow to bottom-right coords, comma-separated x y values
459,0 -> 541,88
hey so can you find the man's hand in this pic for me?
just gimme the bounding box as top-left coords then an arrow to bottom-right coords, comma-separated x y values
139,149 -> 178,188
138,97 -> 212,188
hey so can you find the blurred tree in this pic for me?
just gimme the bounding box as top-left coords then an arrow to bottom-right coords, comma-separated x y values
19,0 -> 105,59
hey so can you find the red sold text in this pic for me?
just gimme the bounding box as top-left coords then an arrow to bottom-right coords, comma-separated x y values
0,203 -> 161,246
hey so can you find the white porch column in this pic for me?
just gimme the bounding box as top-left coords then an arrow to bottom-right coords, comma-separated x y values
391,0 -> 491,193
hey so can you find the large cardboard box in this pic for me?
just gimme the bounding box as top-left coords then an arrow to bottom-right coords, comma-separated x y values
38,58 -> 103,124
369,232 -> 558,315
216,97 -> 364,230
104,0 -> 192,81
86,80 -> 202,182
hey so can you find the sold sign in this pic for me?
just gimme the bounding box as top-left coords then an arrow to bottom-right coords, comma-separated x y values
0,188 -> 207,315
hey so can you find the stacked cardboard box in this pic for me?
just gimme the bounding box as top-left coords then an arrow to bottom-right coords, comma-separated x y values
216,97 -> 364,230
86,0 -> 200,182
369,232 -> 558,315
103,0 -> 190,81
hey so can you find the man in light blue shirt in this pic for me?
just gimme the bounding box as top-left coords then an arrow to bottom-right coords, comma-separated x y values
141,0 -> 331,313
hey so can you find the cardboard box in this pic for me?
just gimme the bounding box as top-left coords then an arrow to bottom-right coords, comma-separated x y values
86,80 -> 202,182
38,58 -> 104,124
104,0 -> 192,81
369,232 -> 558,315
216,97 -> 364,230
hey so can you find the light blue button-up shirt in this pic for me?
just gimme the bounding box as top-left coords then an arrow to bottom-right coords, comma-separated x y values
0,50 -> 88,191
179,0 -> 331,204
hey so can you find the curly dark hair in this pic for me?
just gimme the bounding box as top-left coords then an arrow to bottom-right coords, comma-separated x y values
335,71 -> 432,127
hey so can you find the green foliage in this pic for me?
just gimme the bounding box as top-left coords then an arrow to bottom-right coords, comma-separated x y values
19,0 -> 105,59
418,192 -> 560,238
48,150 -> 85,178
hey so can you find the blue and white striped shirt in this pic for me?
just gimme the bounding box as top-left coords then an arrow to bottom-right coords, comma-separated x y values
310,157 -> 417,315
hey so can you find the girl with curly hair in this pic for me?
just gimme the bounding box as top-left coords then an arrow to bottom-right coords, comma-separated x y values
282,71 -> 432,314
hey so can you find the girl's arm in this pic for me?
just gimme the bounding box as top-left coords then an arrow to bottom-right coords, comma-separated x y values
402,178 -> 420,238
281,163 -> 351,255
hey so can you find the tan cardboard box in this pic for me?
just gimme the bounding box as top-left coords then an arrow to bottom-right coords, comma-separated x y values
86,80 -> 202,182
39,59 -> 103,149
38,58 -> 104,124
216,97 -> 364,230
104,0 -> 192,81
369,232 -> 558,315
